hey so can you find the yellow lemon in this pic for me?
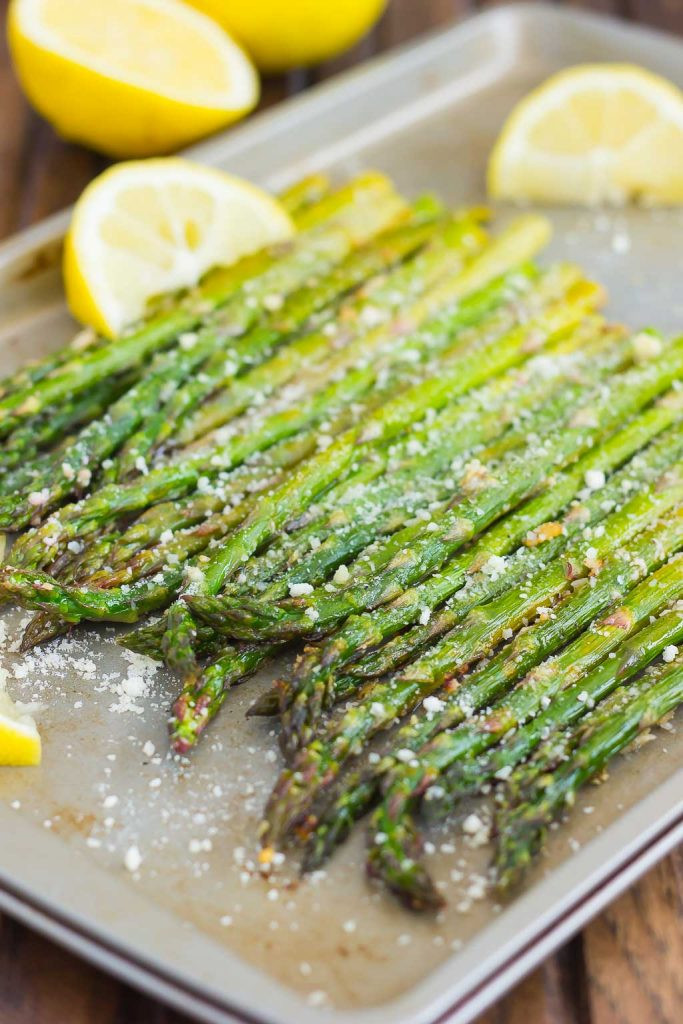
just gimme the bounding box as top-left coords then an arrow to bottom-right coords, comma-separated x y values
7,0 -> 259,157
0,690 -> 41,767
186,0 -> 388,72
489,64 -> 683,206
64,158 -> 295,337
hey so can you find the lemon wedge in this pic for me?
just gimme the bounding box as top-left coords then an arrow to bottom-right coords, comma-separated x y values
488,64 -> 683,206
7,0 -> 259,157
63,158 -> 295,337
0,689 -> 41,767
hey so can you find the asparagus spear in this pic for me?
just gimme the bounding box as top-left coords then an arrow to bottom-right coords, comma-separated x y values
171,642 -> 281,753
167,325 -> 615,744
278,174 -> 333,216
114,206 -> 450,476
79,425 -> 346,580
0,371 -> 139,484
430,588 -> 683,813
0,174 -> 332,402
354,405 -> 683,682
2,194 -> 413,530
203,332 -> 683,647
262,480 -> 683,846
171,327 -> 643,753
0,324 -> 265,531
166,317 -> 626,712
213,322 -> 627,601
5,216 -> 554,630
298,420 -> 683,868
0,173 -> 406,440
366,534 -> 683,909
160,317 -> 611,607
7,216 -> 550,568
172,209 -> 491,450
197,342 -> 683,760
15,378 -> 401,651
230,390 -> 683,717
494,654 -> 683,892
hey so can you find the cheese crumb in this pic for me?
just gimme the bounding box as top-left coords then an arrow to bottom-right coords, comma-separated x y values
482,554 -> 506,577
663,644 -> 678,663
289,582 -> 313,597
124,845 -> 142,873
28,489 -> 50,506
333,564 -> 350,585
584,468 -> 605,491
632,332 -> 662,363
423,695 -> 444,713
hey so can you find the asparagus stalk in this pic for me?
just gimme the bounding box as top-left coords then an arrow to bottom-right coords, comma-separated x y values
0,174 -> 332,403
203,342 -> 683,759
5,219 -> 553,632
2,190 -> 411,531
15,379 -> 401,651
278,174 -> 333,216
366,533 -> 683,909
306,598 -> 683,871
114,207 -> 450,476
183,272 -> 596,634
297,421 -> 683,868
494,654 -> 683,892
81,426 -> 347,579
217,321 -> 627,602
186,387 -> 683,746
432,588 -> 683,812
165,319 -> 629,741
0,173 -> 406,440
171,642 -> 281,753
8,217 -> 550,568
202,332 -> 682,648
0,371 -> 138,484
172,209 -> 488,450
174,331 -> 618,749
262,480 -> 683,847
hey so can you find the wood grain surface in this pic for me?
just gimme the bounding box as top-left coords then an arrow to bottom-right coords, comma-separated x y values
0,1 -> 681,1022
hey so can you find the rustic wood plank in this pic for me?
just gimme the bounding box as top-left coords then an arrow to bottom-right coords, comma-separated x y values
0,0 -> 31,238
581,849 -> 683,1024
376,0 -> 473,46
0,913 -> 194,1024
625,0 -> 683,34
474,939 -> 590,1024
482,0 -> 624,12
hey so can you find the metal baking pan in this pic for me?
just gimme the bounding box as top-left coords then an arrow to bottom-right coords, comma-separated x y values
1,4 -> 682,1023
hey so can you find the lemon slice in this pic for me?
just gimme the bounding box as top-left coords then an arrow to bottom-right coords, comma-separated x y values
7,0 -> 259,157
63,158 -> 295,337
488,64 -> 683,206
0,689 -> 41,767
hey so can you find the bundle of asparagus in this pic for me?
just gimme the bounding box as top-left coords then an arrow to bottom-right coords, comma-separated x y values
2,171 -> 682,913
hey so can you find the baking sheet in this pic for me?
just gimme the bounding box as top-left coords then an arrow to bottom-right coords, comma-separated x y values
1,5 -> 682,1023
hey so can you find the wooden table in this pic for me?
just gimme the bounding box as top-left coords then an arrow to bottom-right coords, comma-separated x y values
1,1 -> 682,1021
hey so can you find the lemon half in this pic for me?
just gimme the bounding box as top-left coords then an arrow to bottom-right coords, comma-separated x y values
186,0 -> 388,72
8,0 -> 259,157
489,64 -> 683,206
64,158 -> 295,337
